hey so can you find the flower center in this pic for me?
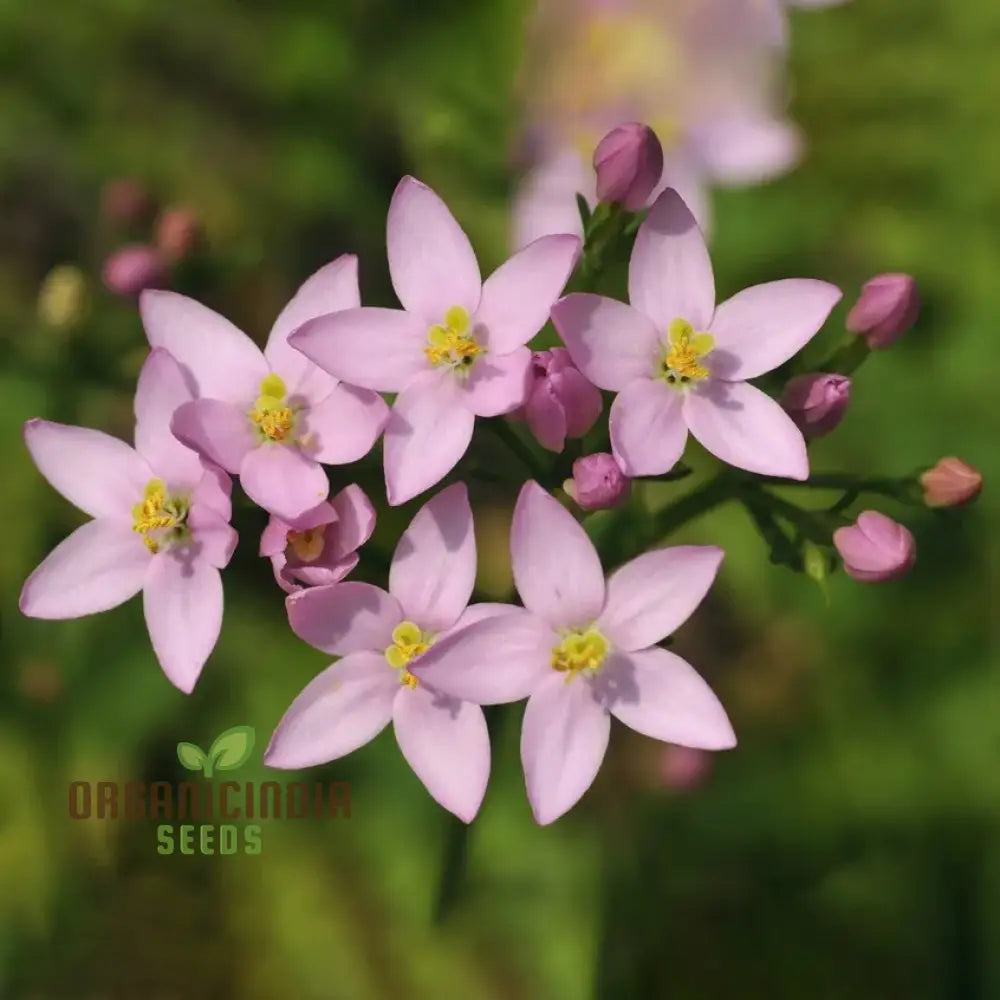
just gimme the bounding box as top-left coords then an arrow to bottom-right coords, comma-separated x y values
551,627 -> 609,682
659,318 -> 714,388
249,373 -> 296,443
286,525 -> 326,562
425,306 -> 483,374
384,620 -> 435,689
131,478 -> 190,553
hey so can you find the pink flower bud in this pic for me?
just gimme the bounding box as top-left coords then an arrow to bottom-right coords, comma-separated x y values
523,348 -> 603,453
593,122 -> 664,211
780,372 -> 851,439
156,206 -> 202,261
919,457 -> 983,509
846,273 -> 919,349
564,452 -> 630,511
657,745 -> 713,792
102,244 -> 168,297
100,178 -> 151,224
833,511 -> 915,583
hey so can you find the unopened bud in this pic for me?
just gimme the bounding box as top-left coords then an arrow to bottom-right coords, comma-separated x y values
564,453 -> 631,511
593,122 -> 664,211
919,457 -> 982,509
833,511 -> 915,583
846,273 -> 919,349
780,373 -> 851,439
37,265 -> 88,329
102,244 -> 168,297
156,206 -> 202,261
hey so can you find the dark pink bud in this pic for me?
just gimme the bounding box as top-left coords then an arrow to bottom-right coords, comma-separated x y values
919,457 -> 983,509
657,745 -> 713,792
833,511 -> 915,583
780,373 -> 851,439
102,244 -> 168,297
846,273 -> 919,349
100,178 -> 151,224
593,122 -> 664,211
565,452 -> 631,511
156,206 -> 202,262
523,348 -> 603,453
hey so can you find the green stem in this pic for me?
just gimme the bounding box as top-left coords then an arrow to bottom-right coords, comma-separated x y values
819,335 -> 871,375
754,472 -> 915,498
485,419 -> 550,484
651,472 -> 736,537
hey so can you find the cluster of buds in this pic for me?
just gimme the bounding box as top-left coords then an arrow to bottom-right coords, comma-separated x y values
100,178 -> 202,298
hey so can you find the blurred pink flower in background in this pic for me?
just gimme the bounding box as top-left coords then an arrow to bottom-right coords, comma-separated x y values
513,0 -> 802,247
156,206 -> 202,262
658,744 -> 714,792
100,177 -> 151,225
102,244 -> 168,297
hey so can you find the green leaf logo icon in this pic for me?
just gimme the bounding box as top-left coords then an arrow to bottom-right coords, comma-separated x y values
176,726 -> 255,778
177,741 -> 208,772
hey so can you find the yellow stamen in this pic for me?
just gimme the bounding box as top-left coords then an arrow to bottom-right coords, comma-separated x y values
424,305 -> 482,369
661,318 -> 714,386
551,628 -> 609,682
287,525 -> 326,562
249,373 -> 296,442
132,478 -> 186,553
384,620 -> 434,686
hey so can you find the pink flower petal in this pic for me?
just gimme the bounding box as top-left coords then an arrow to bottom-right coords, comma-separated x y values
392,685 -> 490,822
327,484 -> 376,559
170,399 -> 256,474
24,419 -> 151,521
651,152 -> 712,233
510,481 -> 605,627
389,483 -> 475,632
192,462 -> 233,521
628,189 -> 715,331
387,177 -> 482,322
134,348 -> 202,486
691,117 -> 802,187
383,371 -> 475,507
286,582 -> 402,655
524,380 -> 567,452
475,234 -> 580,354
461,347 -> 532,418
555,365 -> 604,438
290,308 -> 428,392
511,147 -> 591,250
143,550 -> 223,693
413,611 -> 553,705
187,504 -> 238,569
302,383 -> 388,465
140,290 -> 267,404
551,295 -> 659,391
264,255 -> 360,401
598,546 -> 724,651
521,672 -> 610,825
609,378 -> 687,477
239,445 -> 329,521
597,647 -> 736,749
448,601 -> 523,630
683,380 -> 809,480
708,279 -> 842,381
264,651 -> 399,768
20,519 -> 150,619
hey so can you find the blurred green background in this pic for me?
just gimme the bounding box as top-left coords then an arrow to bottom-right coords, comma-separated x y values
1,0 -> 997,997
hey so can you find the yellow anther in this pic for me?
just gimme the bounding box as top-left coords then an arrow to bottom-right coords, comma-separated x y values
132,478 -> 187,552
551,628 -> 610,681
424,306 -> 482,369
384,620 -> 433,684
250,373 -> 296,442
287,525 -> 326,562
661,318 -> 714,385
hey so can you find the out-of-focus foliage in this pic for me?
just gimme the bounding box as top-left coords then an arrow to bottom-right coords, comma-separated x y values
0,0 -> 997,997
